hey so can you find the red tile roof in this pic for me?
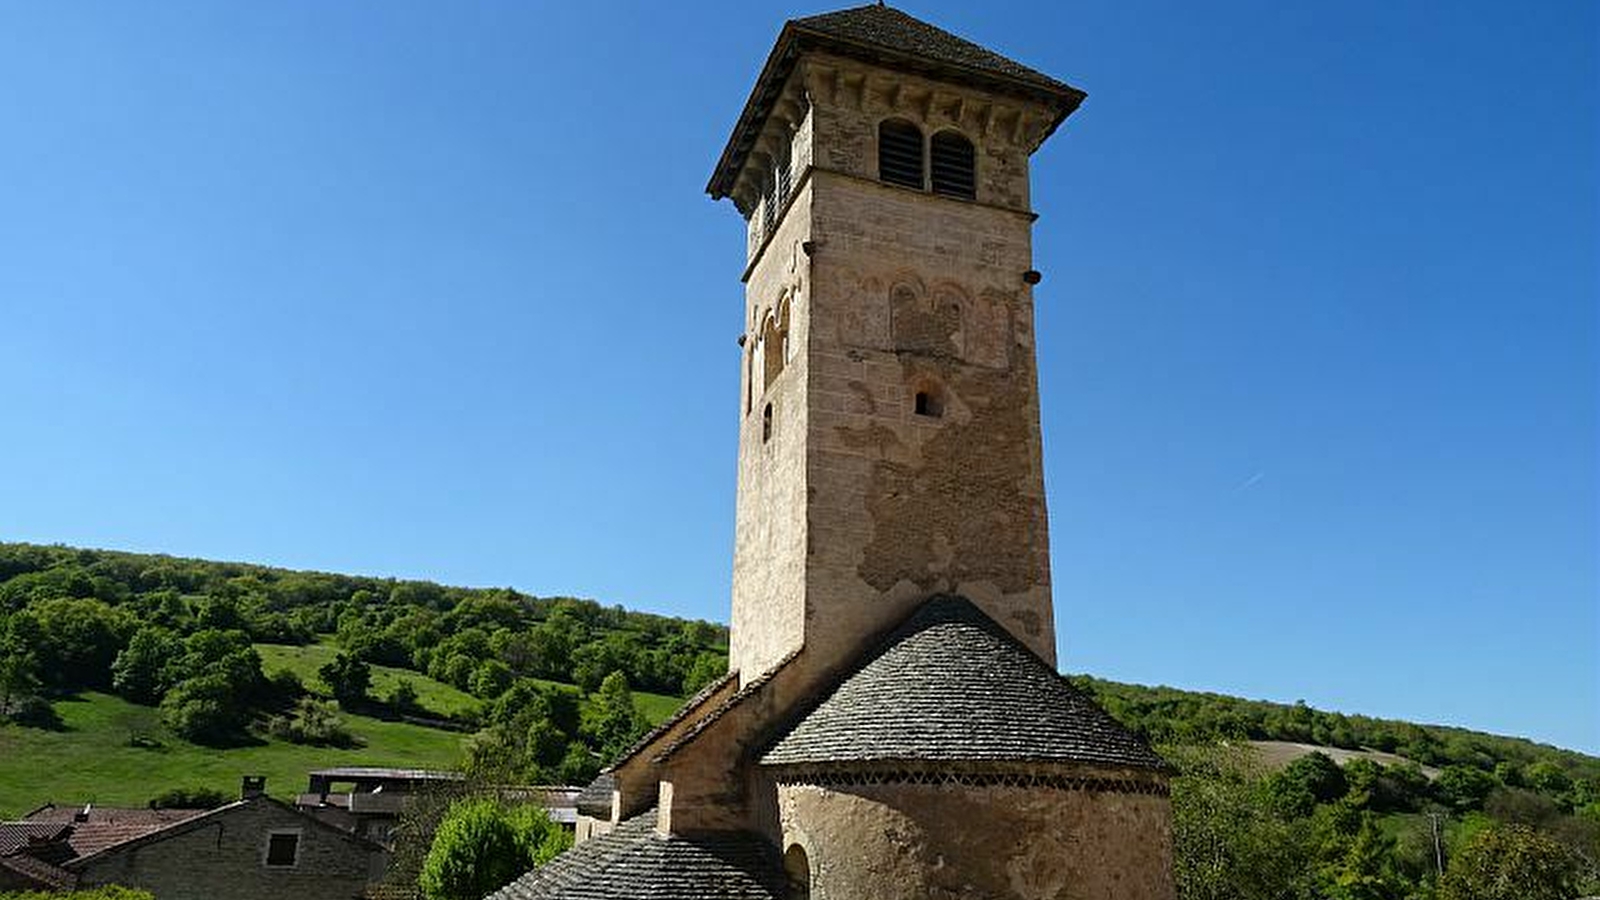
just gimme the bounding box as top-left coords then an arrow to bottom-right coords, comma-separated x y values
12,805 -> 207,858
0,852 -> 77,891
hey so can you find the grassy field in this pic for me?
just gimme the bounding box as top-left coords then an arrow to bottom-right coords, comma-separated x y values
254,640 -> 686,725
0,692 -> 467,818
632,690 -> 684,723
0,646 -> 693,817
256,642 -> 481,719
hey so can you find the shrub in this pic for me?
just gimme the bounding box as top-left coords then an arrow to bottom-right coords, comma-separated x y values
418,798 -> 571,900
5,694 -> 62,730
1439,823 -> 1580,900
318,652 -> 371,709
388,678 -> 421,714
265,697 -> 360,748
148,787 -> 228,809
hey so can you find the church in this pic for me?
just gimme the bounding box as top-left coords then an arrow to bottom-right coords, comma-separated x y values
489,5 -> 1174,898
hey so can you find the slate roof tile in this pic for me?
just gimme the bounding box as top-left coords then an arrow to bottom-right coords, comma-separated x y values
605,669 -> 736,773
708,4 -> 1084,199
0,823 -> 68,858
760,596 -> 1168,770
485,813 -> 780,900
0,852 -> 77,891
573,773 -> 615,819
793,4 -> 1071,94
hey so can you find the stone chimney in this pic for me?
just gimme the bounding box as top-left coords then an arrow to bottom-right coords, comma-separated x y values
240,775 -> 267,800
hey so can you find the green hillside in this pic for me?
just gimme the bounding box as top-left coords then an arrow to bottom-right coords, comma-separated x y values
252,639 -> 684,726
2,541 -> 1596,896
0,691 -> 464,818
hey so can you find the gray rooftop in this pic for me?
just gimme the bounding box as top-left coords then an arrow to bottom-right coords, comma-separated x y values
793,4 -> 1074,95
573,773 -> 615,819
485,813 -> 780,900
708,4 -> 1085,200
761,596 -> 1168,770
307,767 -> 464,782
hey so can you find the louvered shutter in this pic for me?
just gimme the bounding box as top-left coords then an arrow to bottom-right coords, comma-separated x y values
930,131 -> 976,200
878,120 -> 924,189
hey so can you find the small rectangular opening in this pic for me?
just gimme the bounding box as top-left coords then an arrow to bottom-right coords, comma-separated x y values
266,832 -> 300,868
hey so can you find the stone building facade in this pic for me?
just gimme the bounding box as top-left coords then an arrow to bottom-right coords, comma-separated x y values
491,5 -> 1175,899
1,783 -> 387,900
69,793 -> 386,900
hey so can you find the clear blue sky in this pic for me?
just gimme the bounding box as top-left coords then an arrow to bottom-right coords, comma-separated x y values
0,2 -> 1593,754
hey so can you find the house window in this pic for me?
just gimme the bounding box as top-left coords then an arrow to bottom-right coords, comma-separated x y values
878,118 -> 924,189
265,831 -> 300,868
930,130 -> 976,200
762,402 -> 774,443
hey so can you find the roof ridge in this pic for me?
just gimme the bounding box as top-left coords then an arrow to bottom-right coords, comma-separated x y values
790,4 -> 1069,90
63,796 -> 384,869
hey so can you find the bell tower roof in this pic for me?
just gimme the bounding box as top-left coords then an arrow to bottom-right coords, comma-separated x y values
707,3 -> 1086,201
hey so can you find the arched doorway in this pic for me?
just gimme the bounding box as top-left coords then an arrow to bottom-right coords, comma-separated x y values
783,843 -> 810,900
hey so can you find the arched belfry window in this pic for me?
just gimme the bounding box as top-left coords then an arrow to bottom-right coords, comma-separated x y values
878,118 -> 924,189
783,844 -> 810,900
773,138 -> 792,211
930,130 -> 976,200
762,138 -> 794,242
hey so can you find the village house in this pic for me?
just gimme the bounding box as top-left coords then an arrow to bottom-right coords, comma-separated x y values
292,766 -> 580,849
294,766 -> 466,847
0,777 -> 387,899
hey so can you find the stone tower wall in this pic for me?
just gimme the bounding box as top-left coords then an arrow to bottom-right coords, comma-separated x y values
801,168 -> 1055,673
729,54 -> 1061,683
730,175 -> 816,682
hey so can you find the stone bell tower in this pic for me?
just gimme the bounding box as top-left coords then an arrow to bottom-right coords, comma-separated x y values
532,13 -> 1174,900
713,4 -> 1084,685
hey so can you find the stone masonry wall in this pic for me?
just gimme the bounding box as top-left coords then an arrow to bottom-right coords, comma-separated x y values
800,167 -> 1056,673
778,779 -> 1175,900
729,178 -> 815,683
74,799 -> 381,900
727,52 -> 1063,685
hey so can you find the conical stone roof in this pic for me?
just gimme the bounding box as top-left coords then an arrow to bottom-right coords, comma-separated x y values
760,596 -> 1167,770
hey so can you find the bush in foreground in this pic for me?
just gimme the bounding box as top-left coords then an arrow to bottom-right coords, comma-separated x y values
418,797 -> 571,900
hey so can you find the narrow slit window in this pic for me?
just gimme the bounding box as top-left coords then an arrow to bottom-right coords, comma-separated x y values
774,139 -> 792,210
930,131 -> 976,200
762,402 -> 774,443
878,119 -> 924,189
745,345 -> 754,415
